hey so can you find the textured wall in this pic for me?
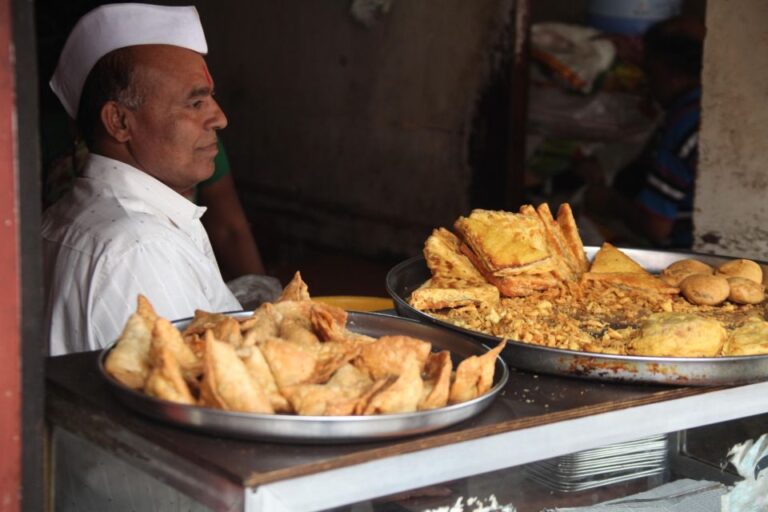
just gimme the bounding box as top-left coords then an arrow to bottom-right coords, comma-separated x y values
197,1 -> 514,258
695,0 -> 768,259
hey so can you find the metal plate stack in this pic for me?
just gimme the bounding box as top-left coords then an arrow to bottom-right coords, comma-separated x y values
525,434 -> 669,492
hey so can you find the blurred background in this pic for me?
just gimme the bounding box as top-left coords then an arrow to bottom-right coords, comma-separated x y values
38,0 -> 762,299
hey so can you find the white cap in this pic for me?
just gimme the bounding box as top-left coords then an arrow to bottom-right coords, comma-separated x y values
50,3 -> 209,118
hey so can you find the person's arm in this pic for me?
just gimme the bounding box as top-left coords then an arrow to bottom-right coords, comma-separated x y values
585,178 -> 675,246
198,174 -> 265,280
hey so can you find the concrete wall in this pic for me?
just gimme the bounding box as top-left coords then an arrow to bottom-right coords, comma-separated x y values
695,0 -> 768,259
197,0 -> 514,259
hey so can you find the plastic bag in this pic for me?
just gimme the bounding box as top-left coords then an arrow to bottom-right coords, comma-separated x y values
226,274 -> 283,310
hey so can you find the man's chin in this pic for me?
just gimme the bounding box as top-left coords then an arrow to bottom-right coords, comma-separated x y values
198,162 -> 216,183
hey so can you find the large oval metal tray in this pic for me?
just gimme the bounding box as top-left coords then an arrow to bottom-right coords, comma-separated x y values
386,247 -> 768,387
98,311 -> 508,443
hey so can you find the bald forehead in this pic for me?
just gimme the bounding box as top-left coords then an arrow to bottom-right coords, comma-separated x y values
125,44 -> 212,97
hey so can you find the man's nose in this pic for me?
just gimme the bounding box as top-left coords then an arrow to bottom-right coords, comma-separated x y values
209,98 -> 228,131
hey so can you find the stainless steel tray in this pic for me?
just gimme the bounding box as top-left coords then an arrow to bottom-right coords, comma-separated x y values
98,311 -> 509,443
385,247 -> 768,386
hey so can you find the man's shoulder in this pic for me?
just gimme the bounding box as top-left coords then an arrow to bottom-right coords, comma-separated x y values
42,193 -> 179,254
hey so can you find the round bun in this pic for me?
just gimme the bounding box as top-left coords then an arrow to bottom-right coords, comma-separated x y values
660,259 -> 714,287
727,277 -> 765,304
680,274 -> 730,306
717,259 -> 763,284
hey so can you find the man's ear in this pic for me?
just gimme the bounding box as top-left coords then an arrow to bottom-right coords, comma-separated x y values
99,101 -> 133,143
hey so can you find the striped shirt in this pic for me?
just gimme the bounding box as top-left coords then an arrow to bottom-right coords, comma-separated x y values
636,87 -> 701,248
42,154 -> 241,355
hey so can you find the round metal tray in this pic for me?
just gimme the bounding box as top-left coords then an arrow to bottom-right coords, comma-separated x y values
99,311 -> 509,443
385,247 -> 768,387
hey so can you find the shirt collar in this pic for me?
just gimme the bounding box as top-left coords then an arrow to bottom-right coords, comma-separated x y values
83,154 -> 207,225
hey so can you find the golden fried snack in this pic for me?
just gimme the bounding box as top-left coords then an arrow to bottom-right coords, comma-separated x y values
582,243 -> 678,294
309,302 -> 349,342
283,364 -> 373,416
199,331 -> 274,413
151,317 -> 200,377
330,363 -> 374,392
211,315 -> 243,347
136,294 -> 158,329
280,318 -> 321,349
727,277 -> 765,305
589,242 -> 646,274
144,347 -> 195,405
448,340 -> 506,404
480,270 -> 560,298
723,319 -> 768,356
182,310 -> 230,337
105,313 -> 152,390
556,203 -> 590,273
717,259 -> 763,284
409,277 -> 500,310
458,240 -> 559,297
310,340 -> 361,383
680,274 -> 730,306
282,383 -> 350,416
260,337 -> 317,389
355,335 -> 431,380
241,345 -> 291,412
454,209 -> 553,273
272,299 -> 315,324
308,303 -> 374,345
241,302 -> 282,346
278,271 -> 310,302
531,203 -> 580,280
424,227 -> 486,283
361,358 -> 424,415
419,351 -> 453,410
660,259 -> 714,287
627,313 -> 726,357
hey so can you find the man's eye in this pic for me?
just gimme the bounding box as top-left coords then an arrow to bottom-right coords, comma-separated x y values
191,100 -> 204,109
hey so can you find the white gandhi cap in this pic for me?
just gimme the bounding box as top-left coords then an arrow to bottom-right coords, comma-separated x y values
50,3 -> 209,118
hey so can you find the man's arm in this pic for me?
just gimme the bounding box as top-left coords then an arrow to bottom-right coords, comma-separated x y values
198,174 -> 265,280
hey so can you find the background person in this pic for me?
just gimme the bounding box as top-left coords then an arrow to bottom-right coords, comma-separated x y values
43,3 -> 242,354
583,16 -> 705,249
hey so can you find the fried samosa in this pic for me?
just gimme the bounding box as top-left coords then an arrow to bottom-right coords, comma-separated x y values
199,331 -> 274,413
104,313 -> 152,390
448,340 -> 506,404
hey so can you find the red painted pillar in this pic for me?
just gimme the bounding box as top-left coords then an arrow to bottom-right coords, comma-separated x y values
0,0 -> 22,509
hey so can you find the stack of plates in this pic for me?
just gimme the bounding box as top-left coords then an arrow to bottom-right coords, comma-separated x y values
526,435 -> 669,492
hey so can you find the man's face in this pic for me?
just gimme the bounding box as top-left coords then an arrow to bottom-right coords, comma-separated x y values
124,45 -> 227,194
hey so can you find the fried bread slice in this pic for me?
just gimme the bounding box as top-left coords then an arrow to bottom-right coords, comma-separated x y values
583,243 -> 679,294
409,277 -> 500,310
589,242 -> 646,274
524,203 -> 580,280
423,227 -> 485,283
454,209 -> 552,274
484,271 -> 560,297
556,203 -> 589,272
460,244 -> 559,297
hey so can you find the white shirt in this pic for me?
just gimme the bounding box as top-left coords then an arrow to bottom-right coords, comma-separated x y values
42,154 -> 241,355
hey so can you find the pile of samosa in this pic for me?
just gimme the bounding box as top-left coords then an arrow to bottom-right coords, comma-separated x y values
105,273 -> 505,416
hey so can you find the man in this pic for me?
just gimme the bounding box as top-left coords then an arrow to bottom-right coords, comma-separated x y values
43,3 -> 241,354
584,16 -> 704,249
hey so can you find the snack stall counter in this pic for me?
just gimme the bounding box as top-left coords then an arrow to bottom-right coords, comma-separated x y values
47,348 -> 768,511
